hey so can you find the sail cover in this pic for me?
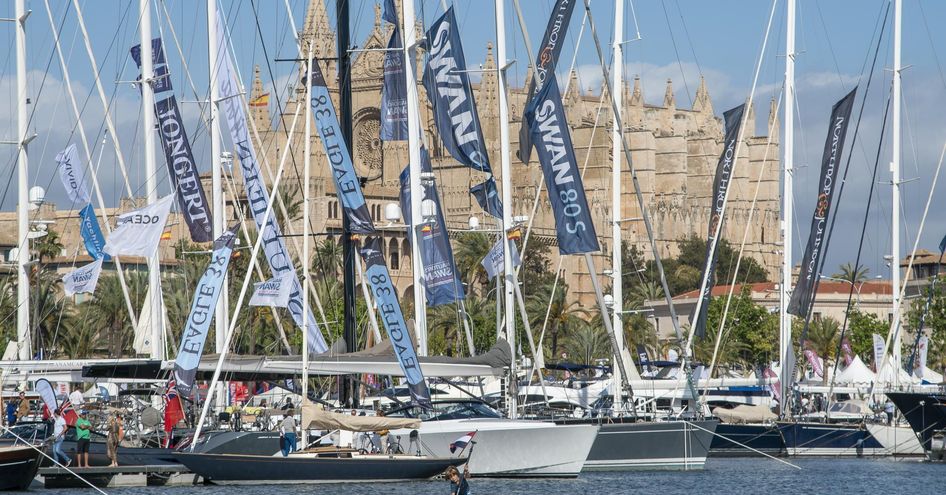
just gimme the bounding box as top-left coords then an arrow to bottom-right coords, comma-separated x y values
302,405 -> 420,432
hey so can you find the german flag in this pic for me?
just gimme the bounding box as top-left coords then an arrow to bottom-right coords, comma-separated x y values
249,92 -> 270,107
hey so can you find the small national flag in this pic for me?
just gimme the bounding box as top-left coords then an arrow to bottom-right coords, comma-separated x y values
59,397 -> 79,426
249,92 -> 270,107
163,379 -> 185,447
161,230 -> 172,241
449,431 -> 476,454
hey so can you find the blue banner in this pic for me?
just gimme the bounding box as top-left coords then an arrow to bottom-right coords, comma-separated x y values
360,237 -> 432,407
79,204 -> 110,261
131,38 -> 213,243
422,7 -> 492,174
382,0 -> 397,24
470,177 -> 503,219
173,227 -> 237,397
380,26 -> 409,141
399,148 -> 465,306
308,61 -> 376,233
524,76 -> 599,255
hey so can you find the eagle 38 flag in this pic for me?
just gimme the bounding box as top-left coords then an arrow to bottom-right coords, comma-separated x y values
788,89 -> 857,317
62,258 -> 103,296
524,76 -> 599,255
104,195 -> 174,258
360,237 -> 432,407
173,227 -> 237,397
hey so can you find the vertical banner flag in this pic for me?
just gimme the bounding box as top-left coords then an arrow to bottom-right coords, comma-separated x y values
840,336 -> 854,367
470,177 -> 503,219
636,344 -> 652,373
249,272 -> 294,308
788,89 -> 857,317
399,148 -> 465,306
214,14 -> 327,354
56,144 -> 91,206
917,336 -> 929,375
481,235 -> 521,280
422,7 -> 492,173
802,340 -> 824,378
104,195 -> 174,258
762,367 -> 781,403
359,237 -> 432,407
308,61 -> 376,233
131,38 -> 213,242
518,0 -> 577,164
62,258 -> 104,296
525,76 -> 600,254
693,104 -> 745,338
173,228 -> 237,397
79,204 -> 110,261
35,379 -> 58,417
872,333 -> 885,372
380,23 -> 408,141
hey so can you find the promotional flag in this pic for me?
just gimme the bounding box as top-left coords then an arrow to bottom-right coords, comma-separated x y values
872,333 -> 885,372
35,379 -> 58,417
359,237 -> 432,407
481,236 -> 521,280
55,144 -> 91,206
104,195 -> 174,258
380,26 -> 409,141
763,367 -> 781,403
449,431 -> 476,454
382,0 -> 397,24
692,104 -> 745,338
518,0 -> 577,164
308,60 -> 375,233
173,228 -> 237,397
422,7 -> 491,173
524,76 -> 600,254
131,38 -> 213,242
788,89 -> 858,317
79,204 -> 110,261
62,258 -> 103,296
470,177 -> 503,219
918,336 -> 929,374
636,344 -> 652,373
214,13 -> 327,353
840,336 -> 854,367
163,379 -> 185,446
802,340 -> 824,378
249,272 -> 294,308
398,149 -> 465,306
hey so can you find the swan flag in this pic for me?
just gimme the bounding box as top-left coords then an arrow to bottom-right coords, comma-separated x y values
62,258 -> 103,296
249,272 -> 294,308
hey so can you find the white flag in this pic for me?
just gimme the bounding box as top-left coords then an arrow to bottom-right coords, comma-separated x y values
249,272 -> 294,308
104,195 -> 173,258
62,258 -> 103,296
918,336 -> 929,374
872,333 -> 886,371
56,144 -> 91,206
480,237 -> 521,280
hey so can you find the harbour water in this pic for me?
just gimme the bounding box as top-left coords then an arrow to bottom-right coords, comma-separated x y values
22,458 -> 945,495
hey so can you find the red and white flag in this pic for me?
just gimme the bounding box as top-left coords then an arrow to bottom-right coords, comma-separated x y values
163,380 -> 185,447
449,431 -> 476,454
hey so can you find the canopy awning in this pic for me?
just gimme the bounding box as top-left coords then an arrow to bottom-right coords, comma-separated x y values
301,404 -> 420,431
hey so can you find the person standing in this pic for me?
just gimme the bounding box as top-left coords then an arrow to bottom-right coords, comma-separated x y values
74,410 -> 92,468
15,391 -> 29,423
69,386 -> 85,408
6,395 -> 18,426
279,411 -> 297,456
51,408 -> 71,467
106,413 -> 124,467
884,399 -> 896,425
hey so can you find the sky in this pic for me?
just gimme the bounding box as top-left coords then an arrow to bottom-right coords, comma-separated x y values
1,0 -> 945,279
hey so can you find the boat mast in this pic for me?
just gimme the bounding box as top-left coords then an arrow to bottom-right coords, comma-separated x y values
14,0 -> 30,360
207,0 -> 227,412
779,0 -> 796,416
611,0 -> 628,405
302,39 -> 314,447
493,0 -> 518,419
140,0 -> 165,360
890,0 -> 902,385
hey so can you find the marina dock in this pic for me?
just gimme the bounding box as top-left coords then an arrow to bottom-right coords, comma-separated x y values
39,465 -> 194,489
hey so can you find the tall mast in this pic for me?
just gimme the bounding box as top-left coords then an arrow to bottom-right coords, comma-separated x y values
493,0 -> 517,419
302,39 -> 314,447
779,0 -> 795,416
207,0 -> 227,411
401,0 -> 428,356
14,0 -> 30,360
890,0 -> 902,383
140,0 -> 164,360
611,0 -> 626,403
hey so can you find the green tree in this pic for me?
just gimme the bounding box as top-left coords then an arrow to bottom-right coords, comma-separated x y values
847,309 -> 887,362
807,317 -> 841,383
452,232 -> 492,293
527,280 -> 587,359
907,275 -> 946,377
562,321 -> 610,365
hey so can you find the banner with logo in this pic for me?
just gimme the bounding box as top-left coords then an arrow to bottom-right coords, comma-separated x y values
525,76 -> 599,254
518,0 -> 577,163
173,227 -> 237,397
423,7 -> 491,173
788,89 -> 857,317
249,272 -> 294,308
359,237 -> 432,407
79,204 -> 110,261
104,195 -> 173,258
380,25 -> 408,141
917,336 -> 929,375
62,258 -> 103,296
693,104 -> 745,338
399,149 -> 464,306
481,235 -> 521,280
470,177 -> 503,219
55,144 -> 91,206
840,336 -> 854,367
214,13 -> 327,354
35,379 -> 58,416
872,333 -> 885,372
131,38 -> 213,243
802,340 -> 823,378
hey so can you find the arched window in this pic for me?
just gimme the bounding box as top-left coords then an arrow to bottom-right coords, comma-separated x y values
389,238 -> 400,270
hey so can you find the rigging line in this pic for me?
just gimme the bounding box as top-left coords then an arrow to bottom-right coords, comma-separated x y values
672,0 -> 702,77
659,0 -> 692,107
917,1 -> 946,90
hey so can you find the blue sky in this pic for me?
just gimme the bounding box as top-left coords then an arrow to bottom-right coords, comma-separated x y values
1,0 -> 945,278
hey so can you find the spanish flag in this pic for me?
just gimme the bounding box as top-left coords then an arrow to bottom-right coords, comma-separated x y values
249,92 -> 270,107
161,230 -> 172,241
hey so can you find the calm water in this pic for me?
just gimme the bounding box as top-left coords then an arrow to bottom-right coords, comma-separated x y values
21,458 -> 946,494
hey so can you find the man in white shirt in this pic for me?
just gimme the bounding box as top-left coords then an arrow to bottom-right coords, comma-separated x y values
52,408 -> 71,466
69,387 -> 85,407
279,412 -> 297,456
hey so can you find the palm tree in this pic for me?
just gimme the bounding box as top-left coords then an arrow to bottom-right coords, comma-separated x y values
806,317 -> 840,383
313,237 -> 343,280
88,273 -> 145,358
32,229 -> 64,265
452,232 -> 493,293
526,280 -> 587,358
562,321 -> 610,366
833,262 -> 870,284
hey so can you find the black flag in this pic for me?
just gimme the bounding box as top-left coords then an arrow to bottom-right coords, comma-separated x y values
787,89 -> 857,317
693,104 -> 745,338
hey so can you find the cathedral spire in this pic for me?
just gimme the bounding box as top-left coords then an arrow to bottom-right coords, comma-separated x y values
248,65 -> 271,131
301,0 -> 335,58
693,76 -> 712,114
630,75 -> 643,107
663,78 -> 675,109
767,96 -> 779,140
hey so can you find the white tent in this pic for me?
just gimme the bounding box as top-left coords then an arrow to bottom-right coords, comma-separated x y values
835,356 -> 875,385
876,360 -> 915,385
915,366 -> 944,384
